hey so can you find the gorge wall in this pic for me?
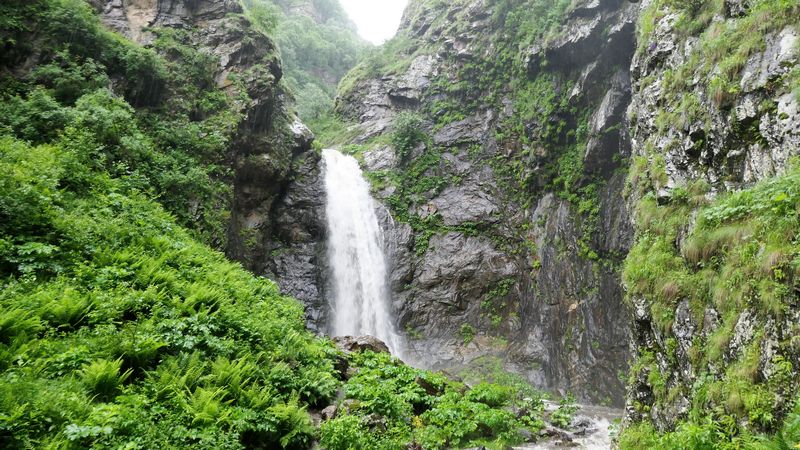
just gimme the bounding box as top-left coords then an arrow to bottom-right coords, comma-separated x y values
621,0 -> 800,439
90,0 -> 334,317
4,0 -> 797,443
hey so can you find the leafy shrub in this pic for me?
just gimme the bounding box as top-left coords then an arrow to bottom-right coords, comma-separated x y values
263,399 -> 316,450
460,323 -> 476,344
323,351 -> 541,450
550,395 -> 579,429
0,88 -> 72,142
465,382 -> 514,407
80,358 -> 132,402
391,112 -> 427,161
320,414 -> 372,450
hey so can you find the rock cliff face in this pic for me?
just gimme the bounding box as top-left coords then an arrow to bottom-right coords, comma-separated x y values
91,0 -> 318,282
622,0 -> 800,434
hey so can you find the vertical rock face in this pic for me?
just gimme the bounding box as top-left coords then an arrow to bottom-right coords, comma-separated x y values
92,0 -> 320,293
629,4 -> 799,195
623,0 -> 800,432
325,0 -> 640,406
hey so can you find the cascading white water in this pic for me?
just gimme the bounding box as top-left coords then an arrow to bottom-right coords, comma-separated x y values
322,148 -> 404,356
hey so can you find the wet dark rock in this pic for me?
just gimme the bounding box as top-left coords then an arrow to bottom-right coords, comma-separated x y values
430,183 -> 499,226
333,355 -> 349,380
262,153 -> 329,332
414,376 -> 442,396
432,114 -> 486,146
325,0 -> 639,407
584,69 -> 632,177
320,405 -> 338,421
93,0 -> 321,295
539,427 -> 576,442
365,413 -> 388,432
333,336 -> 391,354
725,0 -> 751,17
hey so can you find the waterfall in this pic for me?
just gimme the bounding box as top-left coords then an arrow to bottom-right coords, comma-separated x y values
322,148 -> 404,356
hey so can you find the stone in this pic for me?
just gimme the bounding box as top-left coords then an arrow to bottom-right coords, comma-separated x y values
432,114 -> 485,146
365,413 -> 388,432
333,355 -> 349,380
740,27 -> 798,93
320,405 -> 338,421
363,146 -> 397,171
333,336 -> 391,354
725,0 -> 750,17
430,184 -> 499,226
584,70 -> 632,177
729,310 -> 757,360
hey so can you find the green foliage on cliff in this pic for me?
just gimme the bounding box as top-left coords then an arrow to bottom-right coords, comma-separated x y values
242,0 -> 370,120
622,161 -> 800,446
621,0 -> 800,445
0,0 -> 249,249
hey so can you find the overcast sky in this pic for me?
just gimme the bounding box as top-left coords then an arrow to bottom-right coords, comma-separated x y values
339,0 -> 409,45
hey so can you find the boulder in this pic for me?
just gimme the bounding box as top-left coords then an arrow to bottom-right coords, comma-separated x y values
320,405 -> 338,421
333,336 -> 391,354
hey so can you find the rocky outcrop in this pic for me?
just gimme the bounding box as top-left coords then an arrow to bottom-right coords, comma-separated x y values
629,11 -> 799,196
334,335 -> 391,354
92,0 -> 322,289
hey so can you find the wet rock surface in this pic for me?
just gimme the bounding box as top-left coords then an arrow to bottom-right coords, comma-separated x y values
333,335 -> 391,354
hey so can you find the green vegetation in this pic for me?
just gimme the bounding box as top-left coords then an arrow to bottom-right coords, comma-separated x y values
0,133 -> 339,448
390,112 -> 427,161
622,162 -> 800,446
242,0 -> 370,121
550,394 -> 579,429
320,351 -> 548,450
460,324 -> 477,345
0,0 -> 253,250
636,0 -> 799,107
619,399 -> 800,450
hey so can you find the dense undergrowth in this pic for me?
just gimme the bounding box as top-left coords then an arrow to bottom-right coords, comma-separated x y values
320,352 -> 553,450
0,0 -> 551,448
621,162 -> 800,448
0,135 -> 340,448
0,0 -> 243,250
